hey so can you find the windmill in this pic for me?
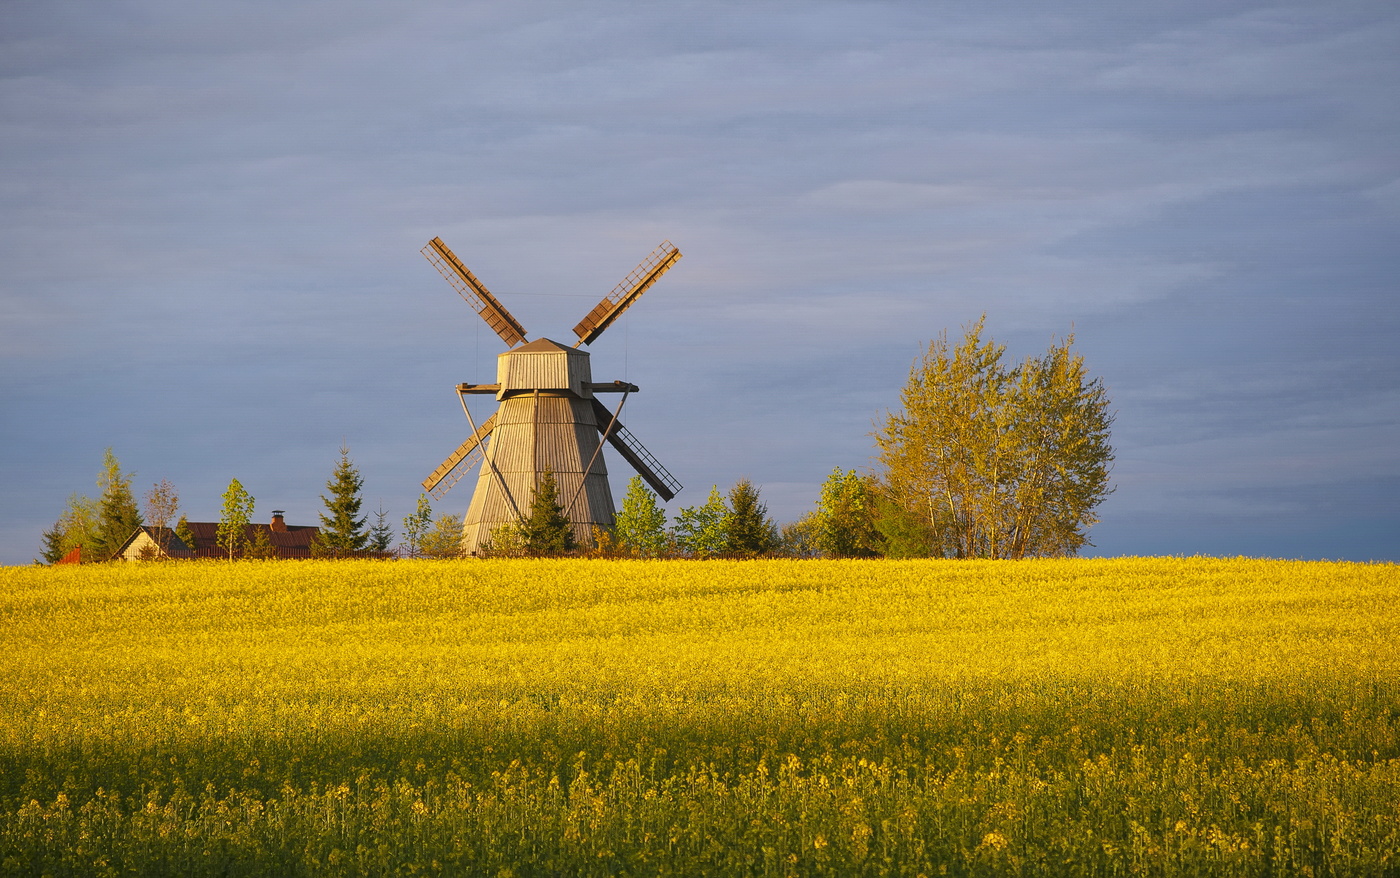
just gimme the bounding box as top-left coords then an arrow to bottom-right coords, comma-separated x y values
419,236 -> 684,554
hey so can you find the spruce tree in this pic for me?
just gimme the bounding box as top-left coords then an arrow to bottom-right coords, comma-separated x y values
245,527 -> 277,560
368,503 -> 395,554
519,469 -> 575,555
312,444 -> 368,558
725,478 -> 779,557
38,522 -> 66,565
94,448 -> 142,560
174,515 -> 197,554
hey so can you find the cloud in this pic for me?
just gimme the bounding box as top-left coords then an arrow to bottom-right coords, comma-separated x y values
2,0 -> 1397,562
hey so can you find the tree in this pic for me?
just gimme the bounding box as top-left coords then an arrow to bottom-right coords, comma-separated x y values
419,513 -> 465,559
613,475 -> 669,557
870,487 -> 934,559
217,478 -> 254,560
368,503 -> 395,555
38,522 -> 66,565
484,521 -> 526,558
725,479 -> 778,556
143,479 -> 181,559
245,527 -> 278,560
813,468 -> 881,558
518,469 -> 575,555
672,486 -> 731,558
400,494 -> 433,558
37,493 -> 99,564
874,316 -> 1114,559
94,448 -> 142,560
311,444 -> 368,558
174,515 -> 196,554
778,513 -> 818,558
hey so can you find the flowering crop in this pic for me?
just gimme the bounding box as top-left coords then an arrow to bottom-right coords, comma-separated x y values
0,557 -> 1397,875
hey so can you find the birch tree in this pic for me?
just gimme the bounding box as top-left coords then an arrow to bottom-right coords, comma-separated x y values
875,316 -> 1113,558
614,476 -> 669,557
217,478 -> 254,560
143,479 -> 180,559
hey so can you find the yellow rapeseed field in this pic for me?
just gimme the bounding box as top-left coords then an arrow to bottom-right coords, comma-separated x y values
0,557 -> 1396,876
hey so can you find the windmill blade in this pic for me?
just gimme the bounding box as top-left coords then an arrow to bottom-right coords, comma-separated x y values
422,413 -> 497,498
590,399 -> 681,501
572,240 -> 681,346
422,238 -> 528,347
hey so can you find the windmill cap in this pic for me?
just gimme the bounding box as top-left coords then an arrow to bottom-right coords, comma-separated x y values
508,337 -> 575,353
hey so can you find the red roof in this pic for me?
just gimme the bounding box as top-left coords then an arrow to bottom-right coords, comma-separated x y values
124,522 -> 321,560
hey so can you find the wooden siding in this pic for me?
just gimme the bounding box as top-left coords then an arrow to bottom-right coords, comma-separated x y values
460,392 -> 616,554
496,340 -> 591,397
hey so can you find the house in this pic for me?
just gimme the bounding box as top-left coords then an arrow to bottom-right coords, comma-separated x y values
116,511 -> 321,560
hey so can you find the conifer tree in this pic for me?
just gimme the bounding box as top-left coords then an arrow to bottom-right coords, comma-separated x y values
217,479 -> 254,560
312,444 -> 368,558
518,469 -> 575,555
368,503 -> 395,554
174,515 -> 197,555
38,523 -> 66,565
725,479 -> 778,557
613,475 -> 668,557
94,448 -> 142,560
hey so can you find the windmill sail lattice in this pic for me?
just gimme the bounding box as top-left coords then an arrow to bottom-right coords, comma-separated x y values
419,238 -> 683,553
573,240 -> 681,346
422,238 -> 528,347
422,413 -> 496,499
590,399 -> 681,501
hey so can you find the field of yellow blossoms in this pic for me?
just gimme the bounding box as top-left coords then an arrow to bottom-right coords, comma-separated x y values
1,557 -> 1397,876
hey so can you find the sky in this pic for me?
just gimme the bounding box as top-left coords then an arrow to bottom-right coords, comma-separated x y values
2,1 -> 1397,564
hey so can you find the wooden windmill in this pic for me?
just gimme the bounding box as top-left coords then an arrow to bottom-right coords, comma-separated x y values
419,236 -> 683,554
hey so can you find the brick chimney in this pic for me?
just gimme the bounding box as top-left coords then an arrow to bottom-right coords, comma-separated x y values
271,510 -> 287,532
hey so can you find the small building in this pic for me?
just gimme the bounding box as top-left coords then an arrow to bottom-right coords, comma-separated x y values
116,511 -> 321,560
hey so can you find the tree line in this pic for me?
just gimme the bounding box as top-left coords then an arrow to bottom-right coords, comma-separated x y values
39,318 -> 1112,563
399,475 -> 783,560
37,445 -> 395,563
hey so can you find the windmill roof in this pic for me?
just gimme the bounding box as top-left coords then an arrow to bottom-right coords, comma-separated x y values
510,337 -> 576,354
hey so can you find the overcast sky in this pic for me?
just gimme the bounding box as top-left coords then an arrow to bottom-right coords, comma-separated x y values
3,1 -> 1397,564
